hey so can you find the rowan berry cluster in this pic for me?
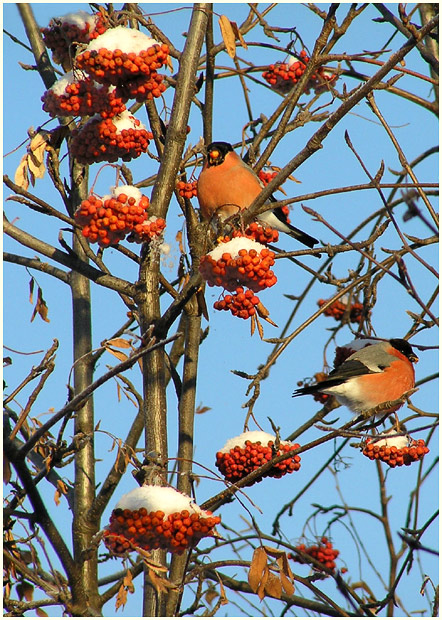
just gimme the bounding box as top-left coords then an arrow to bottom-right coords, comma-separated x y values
263,50 -> 337,94
362,436 -> 429,468
177,180 -> 198,199
199,238 -> 277,293
318,297 -> 364,323
289,537 -> 339,573
41,11 -> 107,68
42,73 -> 126,118
230,222 -> 280,245
76,36 -> 169,87
214,287 -> 260,320
215,433 -> 301,485
70,112 -> 153,164
41,15 -> 171,164
74,186 -> 164,247
104,507 -> 220,556
258,169 -> 278,186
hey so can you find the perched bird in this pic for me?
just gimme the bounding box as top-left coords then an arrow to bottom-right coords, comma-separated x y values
197,141 -> 318,249
293,339 -> 418,414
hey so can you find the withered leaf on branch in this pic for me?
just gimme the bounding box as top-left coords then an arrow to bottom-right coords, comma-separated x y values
30,286 -> 50,323
248,546 -> 268,593
36,608 -> 49,617
54,479 -> 69,506
105,346 -> 129,363
14,131 -> 49,189
16,580 -> 34,602
14,155 -> 29,191
264,573 -> 283,599
219,15 -> 238,58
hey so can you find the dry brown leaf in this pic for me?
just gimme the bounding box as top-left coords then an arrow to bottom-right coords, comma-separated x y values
205,586 -> 218,605
219,15 -> 237,58
195,404 -> 211,414
148,568 -> 177,594
256,566 -> 269,601
54,480 -> 68,506
229,21 -> 248,50
14,155 -> 29,190
115,583 -> 128,611
105,347 -> 129,363
280,570 -> 295,596
30,287 -> 50,323
36,608 -> 49,617
16,581 -> 34,602
264,573 -> 282,599
256,301 -> 278,327
105,338 -> 132,349
28,133 -> 48,181
29,277 -> 35,304
248,546 -> 268,592
123,570 -> 135,592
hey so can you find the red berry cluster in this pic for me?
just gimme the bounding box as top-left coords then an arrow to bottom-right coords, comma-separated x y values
215,439 -> 301,486
41,12 -> 107,68
42,75 -> 126,118
103,507 -> 220,556
177,180 -> 198,199
128,216 -> 166,244
74,190 -> 152,247
76,42 -> 169,87
116,72 -> 167,102
229,222 -> 280,245
362,437 -> 429,468
289,537 -> 339,573
263,50 -> 336,93
199,245 -> 277,293
318,298 -> 364,323
214,287 -> 260,320
70,113 -> 153,164
258,169 -> 278,186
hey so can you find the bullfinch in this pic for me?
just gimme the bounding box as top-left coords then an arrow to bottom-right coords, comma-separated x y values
197,141 -> 318,249
293,339 -> 418,414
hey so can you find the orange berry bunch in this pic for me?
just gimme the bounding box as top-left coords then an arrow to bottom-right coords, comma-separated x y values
74,185 -> 153,247
199,237 -> 277,293
177,180 -> 198,199
41,10 -> 107,68
103,486 -> 221,556
71,111 -> 153,164
258,169 -> 278,186
215,431 -> 301,486
229,222 -> 280,245
289,537 -> 339,573
263,50 -> 337,94
75,26 -> 169,91
42,72 -> 127,118
128,216 -> 166,244
318,297 -> 364,323
213,287 -> 260,320
116,72 -> 167,102
361,433 -> 430,468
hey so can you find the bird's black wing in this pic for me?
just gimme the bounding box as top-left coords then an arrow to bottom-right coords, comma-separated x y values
293,359 -> 376,397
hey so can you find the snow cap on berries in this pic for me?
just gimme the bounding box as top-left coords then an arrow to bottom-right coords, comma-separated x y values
85,26 -> 160,55
219,431 -> 289,452
115,485 -> 204,516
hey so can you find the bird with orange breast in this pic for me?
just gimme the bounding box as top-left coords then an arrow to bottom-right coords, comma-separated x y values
293,338 -> 419,415
197,141 -> 318,250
